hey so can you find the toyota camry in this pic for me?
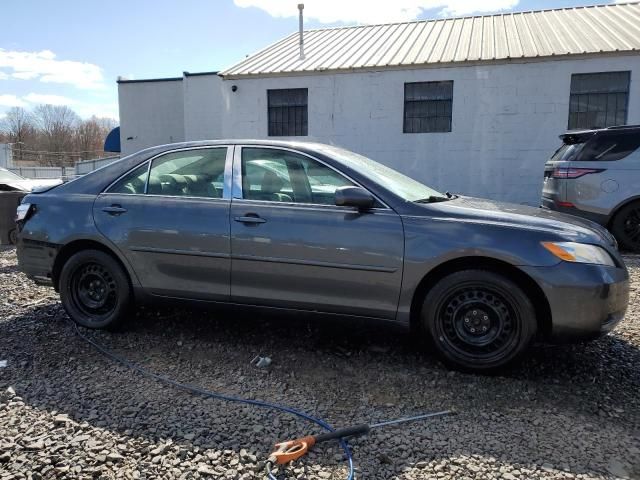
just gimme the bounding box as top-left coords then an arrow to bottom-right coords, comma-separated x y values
16,140 -> 629,372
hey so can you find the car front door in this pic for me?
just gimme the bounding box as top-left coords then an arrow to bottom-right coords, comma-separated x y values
93,146 -> 232,301
229,146 -> 404,319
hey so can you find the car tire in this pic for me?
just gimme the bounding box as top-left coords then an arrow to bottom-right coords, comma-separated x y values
59,249 -> 131,330
8,228 -> 17,245
421,270 -> 537,373
610,201 -> 640,252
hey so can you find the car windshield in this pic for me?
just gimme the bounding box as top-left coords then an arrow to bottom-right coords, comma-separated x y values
316,144 -> 446,202
0,168 -> 25,183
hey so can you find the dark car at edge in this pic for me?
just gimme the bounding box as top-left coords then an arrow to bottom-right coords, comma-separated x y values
15,140 -> 629,372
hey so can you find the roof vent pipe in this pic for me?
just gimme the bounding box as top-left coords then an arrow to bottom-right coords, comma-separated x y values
298,3 -> 305,60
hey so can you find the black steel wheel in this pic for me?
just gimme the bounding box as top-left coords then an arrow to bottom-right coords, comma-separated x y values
611,201 -> 640,252
422,270 -> 536,372
59,249 -> 131,330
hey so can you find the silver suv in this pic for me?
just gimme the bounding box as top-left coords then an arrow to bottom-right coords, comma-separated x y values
542,125 -> 640,251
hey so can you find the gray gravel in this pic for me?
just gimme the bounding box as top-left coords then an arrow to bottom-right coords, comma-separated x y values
0,245 -> 639,480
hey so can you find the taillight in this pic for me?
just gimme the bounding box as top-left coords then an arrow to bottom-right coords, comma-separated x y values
552,167 -> 604,179
15,203 -> 34,222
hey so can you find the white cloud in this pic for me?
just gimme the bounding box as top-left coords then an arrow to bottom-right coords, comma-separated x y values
0,49 -> 106,90
74,102 -> 119,120
0,71 -> 8,80
23,93 -> 76,106
234,0 -> 520,23
0,94 -> 26,107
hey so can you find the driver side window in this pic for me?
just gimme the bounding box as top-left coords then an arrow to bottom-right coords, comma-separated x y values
241,147 -> 353,205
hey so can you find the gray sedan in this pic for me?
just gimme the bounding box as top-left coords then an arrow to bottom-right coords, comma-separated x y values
15,140 -> 629,372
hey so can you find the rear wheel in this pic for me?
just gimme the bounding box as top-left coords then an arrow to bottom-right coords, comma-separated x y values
421,270 -> 536,372
59,249 -> 131,330
611,201 -> 640,252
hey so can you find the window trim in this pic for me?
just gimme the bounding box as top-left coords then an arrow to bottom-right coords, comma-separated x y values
232,145 -> 390,210
267,88 -> 309,137
568,71 -> 631,130
103,146 -> 233,200
403,80 -> 454,134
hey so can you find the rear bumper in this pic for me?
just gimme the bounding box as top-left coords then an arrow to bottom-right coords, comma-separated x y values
17,239 -> 57,287
540,199 -> 608,226
521,262 -> 629,340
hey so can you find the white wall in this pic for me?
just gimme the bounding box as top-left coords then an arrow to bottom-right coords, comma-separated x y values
220,55 -> 639,205
118,79 -> 185,156
183,74 -> 224,141
0,144 -> 11,168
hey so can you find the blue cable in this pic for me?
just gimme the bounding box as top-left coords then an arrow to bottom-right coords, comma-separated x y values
71,321 -> 355,480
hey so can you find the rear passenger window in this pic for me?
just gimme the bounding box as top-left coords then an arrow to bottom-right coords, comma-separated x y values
148,148 -> 227,197
579,134 -> 640,162
109,163 -> 149,194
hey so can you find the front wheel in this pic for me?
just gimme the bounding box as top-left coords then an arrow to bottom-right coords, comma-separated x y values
422,270 -> 536,372
59,249 -> 132,330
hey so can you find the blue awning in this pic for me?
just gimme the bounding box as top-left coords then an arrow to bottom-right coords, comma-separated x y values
104,127 -> 121,153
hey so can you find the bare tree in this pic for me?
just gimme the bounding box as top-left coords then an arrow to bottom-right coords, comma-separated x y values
74,116 -> 117,161
0,107 -> 36,161
2,104 -> 117,166
32,104 -> 81,166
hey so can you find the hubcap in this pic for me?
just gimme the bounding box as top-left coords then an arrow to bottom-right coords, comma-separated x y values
436,285 -> 520,362
70,262 -> 117,320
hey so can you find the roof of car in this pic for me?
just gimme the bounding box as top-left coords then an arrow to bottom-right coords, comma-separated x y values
561,125 -> 640,143
133,139 -> 335,152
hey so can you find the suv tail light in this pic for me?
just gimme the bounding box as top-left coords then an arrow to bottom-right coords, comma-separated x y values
552,167 -> 604,179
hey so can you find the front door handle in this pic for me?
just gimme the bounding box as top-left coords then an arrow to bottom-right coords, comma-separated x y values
234,214 -> 266,224
102,205 -> 127,215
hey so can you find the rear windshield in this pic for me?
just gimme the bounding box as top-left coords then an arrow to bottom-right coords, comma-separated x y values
550,143 -> 584,163
579,133 -> 640,162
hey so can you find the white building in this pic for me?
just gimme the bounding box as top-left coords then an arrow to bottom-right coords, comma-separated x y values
118,2 -> 640,205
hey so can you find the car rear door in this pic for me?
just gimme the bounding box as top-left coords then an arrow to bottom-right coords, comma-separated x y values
93,146 -> 233,301
229,146 -> 404,319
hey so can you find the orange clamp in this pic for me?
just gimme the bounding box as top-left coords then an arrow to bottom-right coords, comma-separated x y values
268,435 -> 317,465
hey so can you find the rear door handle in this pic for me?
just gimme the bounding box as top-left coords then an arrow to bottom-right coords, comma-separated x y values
102,205 -> 127,215
234,215 -> 266,224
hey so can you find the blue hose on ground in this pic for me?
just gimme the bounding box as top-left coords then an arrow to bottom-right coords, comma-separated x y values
70,321 -> 355,480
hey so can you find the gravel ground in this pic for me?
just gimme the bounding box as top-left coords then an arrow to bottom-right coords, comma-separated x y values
0,246 -> 639,480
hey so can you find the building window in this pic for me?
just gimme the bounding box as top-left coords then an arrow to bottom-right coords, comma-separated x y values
569,72 -> 630,130
403,81 -> 453,133
267,88 -> 308,136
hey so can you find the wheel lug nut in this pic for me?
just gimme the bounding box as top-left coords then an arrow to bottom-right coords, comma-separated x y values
483,316 -> 488,321
472,310 -> 477,315
470,328 -> 476,333
482,326 -> 487,332
465,318 -> 470,323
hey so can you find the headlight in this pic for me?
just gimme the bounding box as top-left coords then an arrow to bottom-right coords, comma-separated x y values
541,241 -> 615,267
15,203 -> 33,222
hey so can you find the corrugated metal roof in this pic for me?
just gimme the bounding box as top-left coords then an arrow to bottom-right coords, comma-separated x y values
221,2 -> 640,77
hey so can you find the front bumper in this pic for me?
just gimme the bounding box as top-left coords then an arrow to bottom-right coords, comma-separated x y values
521,261 -> 629,340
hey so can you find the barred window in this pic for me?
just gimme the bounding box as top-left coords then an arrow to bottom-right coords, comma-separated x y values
569,72 -> 630,130
403,81 -> 453,133
268,88 -> 308,136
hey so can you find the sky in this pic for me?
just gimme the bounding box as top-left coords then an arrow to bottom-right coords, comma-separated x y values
0,0 -> 625,122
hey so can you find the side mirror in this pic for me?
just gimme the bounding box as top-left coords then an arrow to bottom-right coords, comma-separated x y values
334,186 -> 375,210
